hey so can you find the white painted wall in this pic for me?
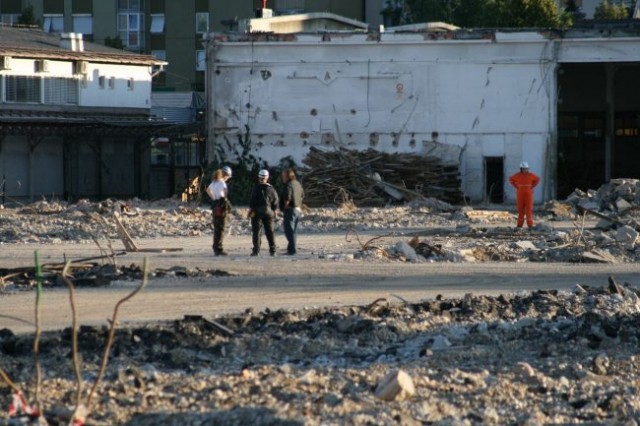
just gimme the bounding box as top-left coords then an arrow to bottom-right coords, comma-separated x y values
209,33 -> 557,202
81,63 -> 152,108
0,57 -> 152,109
207,32 -> 640,203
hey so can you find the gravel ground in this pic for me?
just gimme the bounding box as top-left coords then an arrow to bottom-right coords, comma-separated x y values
2,282 -> 640,425
2,198 -> 640,425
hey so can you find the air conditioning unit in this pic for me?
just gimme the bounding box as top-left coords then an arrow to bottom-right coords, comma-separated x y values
0,56 -> 12,70
74,60 -> 88,75
36,59 -> 50,72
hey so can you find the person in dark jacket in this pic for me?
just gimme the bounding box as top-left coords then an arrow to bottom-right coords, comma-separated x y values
248,169 -> 279,256
279,168 -> 304,255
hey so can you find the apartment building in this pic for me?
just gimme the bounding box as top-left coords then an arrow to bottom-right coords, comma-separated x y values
0,0 -> 376,93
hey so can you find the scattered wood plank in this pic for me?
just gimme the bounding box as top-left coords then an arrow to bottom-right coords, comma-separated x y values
113,212 -> 183,253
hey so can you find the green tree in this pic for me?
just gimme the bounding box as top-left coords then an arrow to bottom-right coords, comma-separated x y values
496,0 -> 562,27
17,4 -> 39,26
562,0 -> 585,25
594,0 -> 629,19
381,0 -> 407,26
406,0 -> 562,28
104,35 -> 125,50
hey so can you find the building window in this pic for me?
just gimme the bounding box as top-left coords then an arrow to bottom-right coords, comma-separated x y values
174,141 -> 201,166
118,0 -> 142,10
43,14 -> 64,33
118,12 -> 144,50
151,138 -> 170,165
109,77 -> 116,89
99,75 -> 105,89
150,14 -> 165,33
196,50 -> 206,71
118,0 -> 144,50
1,14 -> 20,25
195,12 -> 209,34
73,14 -> 93,35
6,76 -> 41,103
127,77 -> 135,90
151,50 -> 166,61
44,78 -> 78,105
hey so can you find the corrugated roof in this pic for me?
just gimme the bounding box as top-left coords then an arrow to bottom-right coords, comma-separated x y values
151,92 -> 195,108
0,26 -> 166,66
0,108 -> 167,125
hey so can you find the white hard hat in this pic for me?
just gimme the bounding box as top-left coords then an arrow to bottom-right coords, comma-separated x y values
222,166 -> 232,177
258,169 -> 269,178
519,162 -> 529,169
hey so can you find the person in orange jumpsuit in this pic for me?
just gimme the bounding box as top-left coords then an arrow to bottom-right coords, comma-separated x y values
509,162 -> 540,228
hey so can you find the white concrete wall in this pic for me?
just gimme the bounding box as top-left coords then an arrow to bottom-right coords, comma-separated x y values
208,33 -> 557,202
81,63 -> 152,108
0,57 -> 152,109
208,32 -> 640,203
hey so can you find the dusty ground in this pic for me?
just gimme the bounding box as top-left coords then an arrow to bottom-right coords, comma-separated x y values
1,198 -> 640,425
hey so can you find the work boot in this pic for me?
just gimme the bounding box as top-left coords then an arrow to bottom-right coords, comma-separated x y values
251,250 -> 259,256
215,251 -> 228,256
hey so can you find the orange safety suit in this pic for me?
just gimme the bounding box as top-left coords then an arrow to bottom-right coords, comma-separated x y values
509,170 -> 540,228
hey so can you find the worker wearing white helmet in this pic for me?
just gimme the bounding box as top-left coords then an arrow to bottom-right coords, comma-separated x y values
509,161 -> 540,228
206,165 -> 233,255
248,169 -> 279,256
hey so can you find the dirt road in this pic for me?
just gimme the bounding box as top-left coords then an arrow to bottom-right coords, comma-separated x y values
2,231 -> 639,334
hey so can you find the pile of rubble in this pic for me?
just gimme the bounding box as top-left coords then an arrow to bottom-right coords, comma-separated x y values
1,189 -> 640,264
0,261 -> 232,292
2,280 -> 640,424
0,198 -> 462,245
0,198 -> 213,244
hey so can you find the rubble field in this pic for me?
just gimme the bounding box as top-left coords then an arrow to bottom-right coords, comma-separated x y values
1,281 -> 640,425
1,178 -> 640,268
1,179 -> 640,425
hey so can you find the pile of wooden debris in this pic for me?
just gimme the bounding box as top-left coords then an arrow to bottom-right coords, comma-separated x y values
301,147 -> 465,206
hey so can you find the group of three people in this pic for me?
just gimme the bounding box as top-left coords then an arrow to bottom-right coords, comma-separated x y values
207,161 -> 538,257
206,167 -> 304,257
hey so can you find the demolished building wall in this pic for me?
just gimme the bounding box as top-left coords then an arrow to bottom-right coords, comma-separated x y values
207,31 -> 557,204
206,30 -> 640,204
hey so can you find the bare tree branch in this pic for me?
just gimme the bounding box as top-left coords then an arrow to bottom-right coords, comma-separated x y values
85,257 -> 149,409
61,262 -> 83,417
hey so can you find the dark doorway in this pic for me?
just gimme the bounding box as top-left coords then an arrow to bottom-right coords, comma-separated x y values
557,112 -> 606,198
485,157 -> 504,203
557,62 -> 640,198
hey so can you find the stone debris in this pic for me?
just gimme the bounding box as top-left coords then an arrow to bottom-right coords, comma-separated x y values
2,282 -> 640,424
0,262 -> 233,291
565,178 -> 640,228
0,181 -> 634,240
2,182 -> 640,266
374,369 -> 416,401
